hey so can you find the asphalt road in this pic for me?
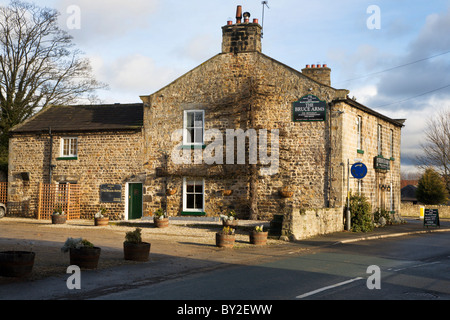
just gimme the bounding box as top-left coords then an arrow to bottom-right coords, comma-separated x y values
92,231 -> 450,300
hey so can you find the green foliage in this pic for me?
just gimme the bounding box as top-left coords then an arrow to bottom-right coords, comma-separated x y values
220,226 -> 235,235
416,168 -> 448,205
348,192 -> 373,232
61,237 -> 94,253
373,208 -> 391,225
125,228 -> 143,243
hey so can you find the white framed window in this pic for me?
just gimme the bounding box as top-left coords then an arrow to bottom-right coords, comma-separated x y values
377,124 -> 382,155
60,137 -> 78,158
183,110 -> 205,146
356,116 -> 362,150
390,129 -> 394,158
182,178 -> 205,213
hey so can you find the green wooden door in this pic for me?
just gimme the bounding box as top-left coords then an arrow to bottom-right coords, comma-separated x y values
128,183 -> 142,220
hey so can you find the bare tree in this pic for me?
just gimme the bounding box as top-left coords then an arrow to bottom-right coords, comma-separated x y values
0,1 -> 107,163
417,108 -> 450,192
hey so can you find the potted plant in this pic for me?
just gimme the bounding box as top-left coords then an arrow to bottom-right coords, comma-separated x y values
123,228 -> 151,261
153,208 -> 169,228
220,209 -> 238,227
215,226 -> 236,248
94,207 -> 109,226
249,225 -> 268,245
61,237 -> 101,269
51,206 -> 66,224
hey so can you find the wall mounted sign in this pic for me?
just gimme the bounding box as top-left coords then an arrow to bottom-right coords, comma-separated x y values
292,95 -> 327,122
374,156 -> 390,171
351,162 -> 368,179
100,184 -> 122,203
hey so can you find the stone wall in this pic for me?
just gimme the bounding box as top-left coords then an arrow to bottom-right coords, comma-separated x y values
8,130 -> 144,219
401,202 -> 450,218
282,206 -> 344,240
140,51 -> 348,219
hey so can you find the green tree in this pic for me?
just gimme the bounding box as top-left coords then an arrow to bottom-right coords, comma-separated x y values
416,168 -> 448,205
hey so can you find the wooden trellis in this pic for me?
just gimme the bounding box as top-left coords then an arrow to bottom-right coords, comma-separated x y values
37,183 -> 81,220
0,182 -> 7,205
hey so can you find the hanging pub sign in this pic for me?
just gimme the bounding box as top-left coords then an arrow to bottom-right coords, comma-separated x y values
292,95 -> 327,122
100,184 -> 122,203
374,156 -> 390,171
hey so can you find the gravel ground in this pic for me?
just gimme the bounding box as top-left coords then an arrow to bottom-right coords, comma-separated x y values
0,217 -> 287,285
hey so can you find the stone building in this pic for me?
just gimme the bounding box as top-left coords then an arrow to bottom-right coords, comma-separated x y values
7,7 -> 405,238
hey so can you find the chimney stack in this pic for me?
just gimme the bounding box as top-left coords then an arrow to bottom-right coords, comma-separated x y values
302,64 -> 331,86
222,6 -> 262,54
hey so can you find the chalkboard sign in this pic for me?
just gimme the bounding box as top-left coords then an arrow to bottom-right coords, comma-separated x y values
292,95 -> 327,122
100,184 -> 122,203
424,209 -> 440,228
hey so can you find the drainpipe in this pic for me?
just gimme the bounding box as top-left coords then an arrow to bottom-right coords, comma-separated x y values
49,127 -> 54,184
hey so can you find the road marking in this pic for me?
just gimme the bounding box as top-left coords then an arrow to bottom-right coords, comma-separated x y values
392,261 -> 441,272
296,277 -> 364,299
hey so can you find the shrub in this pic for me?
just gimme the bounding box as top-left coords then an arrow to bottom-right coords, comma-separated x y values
348,192 -> 373,232
416,168 -> 448,205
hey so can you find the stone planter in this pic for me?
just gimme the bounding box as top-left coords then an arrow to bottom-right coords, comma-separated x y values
69,247 -> 101,269
0,251 -> 35,277
216,233 -> 235,248
249,231 -> 268,245
154,217 -> 169,228
51,214 -> 66,224
123,242 -> 151,261
94,217 -> 109,226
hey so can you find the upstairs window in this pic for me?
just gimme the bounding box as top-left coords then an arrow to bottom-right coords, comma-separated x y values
356,116 -> 362,151
183,110 -> 204,146
377,124 -> 382,155
60,137 -> 78,158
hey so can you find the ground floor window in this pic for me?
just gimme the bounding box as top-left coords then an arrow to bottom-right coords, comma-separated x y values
182,178 -> 205,215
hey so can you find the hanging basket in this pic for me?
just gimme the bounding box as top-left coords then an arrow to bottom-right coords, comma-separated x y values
279,189 -> 294,198
166,188 -> 177,195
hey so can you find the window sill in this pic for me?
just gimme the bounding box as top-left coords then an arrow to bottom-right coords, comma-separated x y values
181,211 -> 206,216
180,145 -> 206,149
56,157 -> 78,161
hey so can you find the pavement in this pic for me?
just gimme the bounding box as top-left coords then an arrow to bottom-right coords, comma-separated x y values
0,216 -> 449,300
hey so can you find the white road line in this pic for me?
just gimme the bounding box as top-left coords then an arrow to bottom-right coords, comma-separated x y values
296,277 -> 364,299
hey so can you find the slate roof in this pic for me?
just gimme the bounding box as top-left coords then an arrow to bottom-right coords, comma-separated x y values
10,103 -> 143,134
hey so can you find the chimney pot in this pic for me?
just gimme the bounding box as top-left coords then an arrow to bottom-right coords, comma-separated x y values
306,64 -> 310,68
253,18 -> 258,24
236,5 -> 242,23
323,64 -> 327,68
227,20 -> 233,25
317,64 -> 321,68
312,64 -> 316,68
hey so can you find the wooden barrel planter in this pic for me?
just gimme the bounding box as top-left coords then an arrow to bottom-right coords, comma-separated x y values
51,214 -> 66,224
249,231 -> 268,245
215,233 -> 235,248
222,219 -> 238,227
94,217 -> 109,226
69,247 -> 101,269
154,217 -> 169,228
0,251 -> 35,277
123,242 -> 151,261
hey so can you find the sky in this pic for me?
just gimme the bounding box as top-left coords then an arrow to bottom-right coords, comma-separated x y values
1,0 -> 450,175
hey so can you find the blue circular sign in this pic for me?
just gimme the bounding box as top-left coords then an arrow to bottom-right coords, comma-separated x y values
351,162 -> 367,179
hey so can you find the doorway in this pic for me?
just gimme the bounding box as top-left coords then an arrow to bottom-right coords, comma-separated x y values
127,183 -> 143,220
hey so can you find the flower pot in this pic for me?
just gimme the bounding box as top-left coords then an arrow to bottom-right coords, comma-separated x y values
94,217 -> 109,226
69,247 -> 101,269
123,242 -> 151,261
279,190 -> 293,198
216,233 -> 235,248
52,214 -> 66,224
154,217 -> 169,228
222,219 -> 238,227
249,231 -> 268,245
0,251 -> 35,277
